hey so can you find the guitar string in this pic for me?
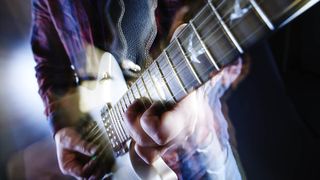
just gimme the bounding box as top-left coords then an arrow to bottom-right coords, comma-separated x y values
85,0 -> 261,146
82,23 -> 264,159
86,0 -> 265,146
82,0 -> 233,143
114,0 -> 256,119
85,0 -> 242,144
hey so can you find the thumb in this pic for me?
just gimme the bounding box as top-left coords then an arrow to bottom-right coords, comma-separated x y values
56,128 -> 97,156
70,138 -> 97,156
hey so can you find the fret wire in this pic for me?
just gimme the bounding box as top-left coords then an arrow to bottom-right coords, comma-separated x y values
155,60 -> 177,102
150,62 -> 176,103
135,81 -> 143,98
124,94 -> 130,108
208,1 -> 244,54
141,74 -> 153,102
190,21 -> 220,71
163,50 -> 187,94
130,87 -> 137,101
131,83 -> 140,99
146,70 -> 166,105
122,95 -> 128,108
142,73 -> 155,97
136,79 -> 145,97
127,89 -> 132,103
126,92 -> 131,105
249,0 -> 275,30
120,98 -> 127,113
116,103 -> 129,139
175,37 -> 202,84
122,96 -> 128,108
111,107 -> 125,143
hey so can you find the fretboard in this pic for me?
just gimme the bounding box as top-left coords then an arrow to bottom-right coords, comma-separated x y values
101,0 -> 319,156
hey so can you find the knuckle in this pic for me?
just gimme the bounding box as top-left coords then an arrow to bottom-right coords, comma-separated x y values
153,132 -> 167,146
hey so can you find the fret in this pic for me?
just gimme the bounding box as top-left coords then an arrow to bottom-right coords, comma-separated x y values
174,37 -> 202,85
156,54 -> 186,101
249,0 -> 275,30
131,83 -> 141,100
127,88 -> 135,104
122,95 -> 128,108
189,21 -> 220,71
149,62 -> 175,103
136,78 -> 149,100
177,25 -> 215,82
156,54 -> 186,102
208,1 -> 244,54
208,0 -> 269,54
120,98 -> 127,113
123,93 -> 130,108
165,39 -> 201,93
164,51 -> 187,94
126,93 -> 132,105
191,2 -> 240,67
142,71 -> 163,103
141,74 -> 154,102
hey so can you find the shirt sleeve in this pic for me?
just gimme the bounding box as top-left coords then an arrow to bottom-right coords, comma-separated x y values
196,132 -> 244,180
31,0 -> 78,135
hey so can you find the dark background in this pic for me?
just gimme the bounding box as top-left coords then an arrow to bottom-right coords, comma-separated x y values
0,0 -> 319,179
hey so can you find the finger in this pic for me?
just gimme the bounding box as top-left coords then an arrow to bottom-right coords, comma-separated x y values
170,23 -> 187,42
58,128 -> 97,156
124,98 -> 156,147
72,139 -> 97,156
62,157 -> 86,178
81,158 -> 99,178
141,98 -> 196,146
134,143 -> 160,165
221,58 -> 243,87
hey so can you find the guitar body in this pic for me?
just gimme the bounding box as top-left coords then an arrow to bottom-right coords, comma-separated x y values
79,52 -> 177,180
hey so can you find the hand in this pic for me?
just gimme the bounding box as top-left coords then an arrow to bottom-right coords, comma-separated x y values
124,59 -> 243,165
54,127 -> 114,179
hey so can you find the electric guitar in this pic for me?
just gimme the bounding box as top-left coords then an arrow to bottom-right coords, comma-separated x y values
79,0 -> 320,179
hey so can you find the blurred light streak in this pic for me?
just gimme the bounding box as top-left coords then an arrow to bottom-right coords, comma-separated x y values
0,43 -> 49,133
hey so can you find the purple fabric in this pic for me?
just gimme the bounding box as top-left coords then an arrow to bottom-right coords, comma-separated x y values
31,0 -> 184,133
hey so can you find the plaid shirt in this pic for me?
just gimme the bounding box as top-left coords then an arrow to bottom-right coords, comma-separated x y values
31,0 -> 185,133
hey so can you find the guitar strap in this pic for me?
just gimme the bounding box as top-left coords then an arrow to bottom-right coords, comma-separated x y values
115,0 -> 158,71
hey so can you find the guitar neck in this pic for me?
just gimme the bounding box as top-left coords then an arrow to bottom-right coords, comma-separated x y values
101,0 -> 319,156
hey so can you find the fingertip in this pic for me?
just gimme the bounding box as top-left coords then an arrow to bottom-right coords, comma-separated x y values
135,144 -> 159,165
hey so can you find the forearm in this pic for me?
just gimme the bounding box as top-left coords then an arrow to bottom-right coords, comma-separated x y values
31,0 -> 79,134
